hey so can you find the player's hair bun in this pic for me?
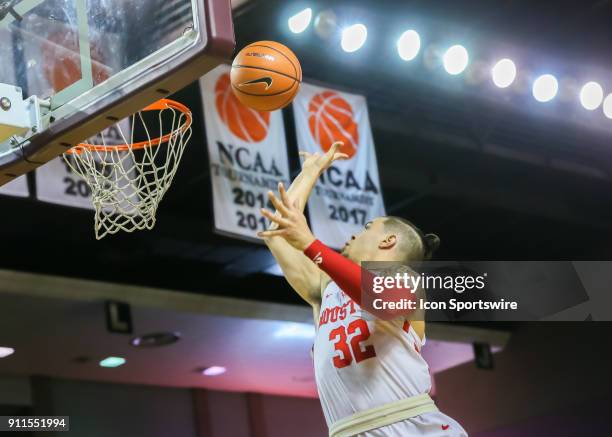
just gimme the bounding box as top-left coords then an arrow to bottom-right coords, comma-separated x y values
423,233 -> 441,259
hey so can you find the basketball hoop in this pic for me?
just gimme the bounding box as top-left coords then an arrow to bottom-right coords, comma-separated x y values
64,99 -> 192,239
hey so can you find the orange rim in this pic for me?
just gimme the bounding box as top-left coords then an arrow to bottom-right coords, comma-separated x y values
67,99 -> 192,154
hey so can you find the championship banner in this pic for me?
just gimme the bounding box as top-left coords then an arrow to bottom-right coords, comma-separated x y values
0,176 -> 29,198
200,65 -> 291,241
36,157 -> 94,209
293,83 -> 385,249
35,121 -> 130,210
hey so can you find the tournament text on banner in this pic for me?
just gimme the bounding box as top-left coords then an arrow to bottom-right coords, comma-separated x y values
200,65 -> 291,242
293,83 -> 385,249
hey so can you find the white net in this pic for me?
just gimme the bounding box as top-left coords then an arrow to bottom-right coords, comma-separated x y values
63,99 -> 192,239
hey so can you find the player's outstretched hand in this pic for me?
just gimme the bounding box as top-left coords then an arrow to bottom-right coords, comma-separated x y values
299,141 -> 349,173
257,182 -> 316,251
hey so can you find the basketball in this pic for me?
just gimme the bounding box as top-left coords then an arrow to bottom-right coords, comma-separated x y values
230,41 -> 302,111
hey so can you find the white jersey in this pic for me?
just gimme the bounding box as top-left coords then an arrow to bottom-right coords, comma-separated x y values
313,281 -> 467,436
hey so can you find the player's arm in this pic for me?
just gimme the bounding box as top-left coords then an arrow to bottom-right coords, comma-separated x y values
260,143 -> 348,306
259,188 -> 418,322
262,173 -> 321,305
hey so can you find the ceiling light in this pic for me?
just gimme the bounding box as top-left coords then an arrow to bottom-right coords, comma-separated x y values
443,45 -> 469,75
532,74 -> 558,102
99,356 -> 126,368
341,24 -> 367,53
0,347 -> 15,358
131,332 -> 181,348
579,81 -> 604,110
397,30 -> 421,61
201,366 -> 227,376
274,323 -> 315,339
491,58 -> 517,88
288,8 -> 312,34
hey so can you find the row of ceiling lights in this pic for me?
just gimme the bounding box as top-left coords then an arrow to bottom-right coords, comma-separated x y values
287,8 -> 612,117
0,337 -> 227,375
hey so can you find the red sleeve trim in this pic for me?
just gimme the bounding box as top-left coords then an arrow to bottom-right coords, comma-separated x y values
304,239 -> 369,306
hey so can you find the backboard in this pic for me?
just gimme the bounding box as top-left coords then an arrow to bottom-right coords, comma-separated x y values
0,0 -> 234,185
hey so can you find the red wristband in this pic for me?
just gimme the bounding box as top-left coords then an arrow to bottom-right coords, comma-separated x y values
304,240 -> 365,306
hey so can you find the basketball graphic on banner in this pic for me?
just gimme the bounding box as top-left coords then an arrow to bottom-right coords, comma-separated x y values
215,73 -> 271,143
308,91 -> 359,158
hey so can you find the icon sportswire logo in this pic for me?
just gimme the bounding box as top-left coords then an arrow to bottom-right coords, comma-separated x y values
214,72 -> 271,143
238,76 -> 273,90
308,91 -> 359,159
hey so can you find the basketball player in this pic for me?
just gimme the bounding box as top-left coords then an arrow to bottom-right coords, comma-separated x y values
258,142 -> 468,436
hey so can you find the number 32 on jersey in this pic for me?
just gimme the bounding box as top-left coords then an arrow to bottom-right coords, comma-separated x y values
329,319 -> 376,368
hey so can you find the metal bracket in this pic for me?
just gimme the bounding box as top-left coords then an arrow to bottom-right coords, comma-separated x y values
0,83 -> 28,145
0,83 -> 45,156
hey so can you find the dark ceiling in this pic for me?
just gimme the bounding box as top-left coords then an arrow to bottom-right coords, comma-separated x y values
1,0 -> 611,309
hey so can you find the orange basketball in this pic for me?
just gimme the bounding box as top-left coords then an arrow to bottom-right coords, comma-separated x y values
230,41 -> 302,112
